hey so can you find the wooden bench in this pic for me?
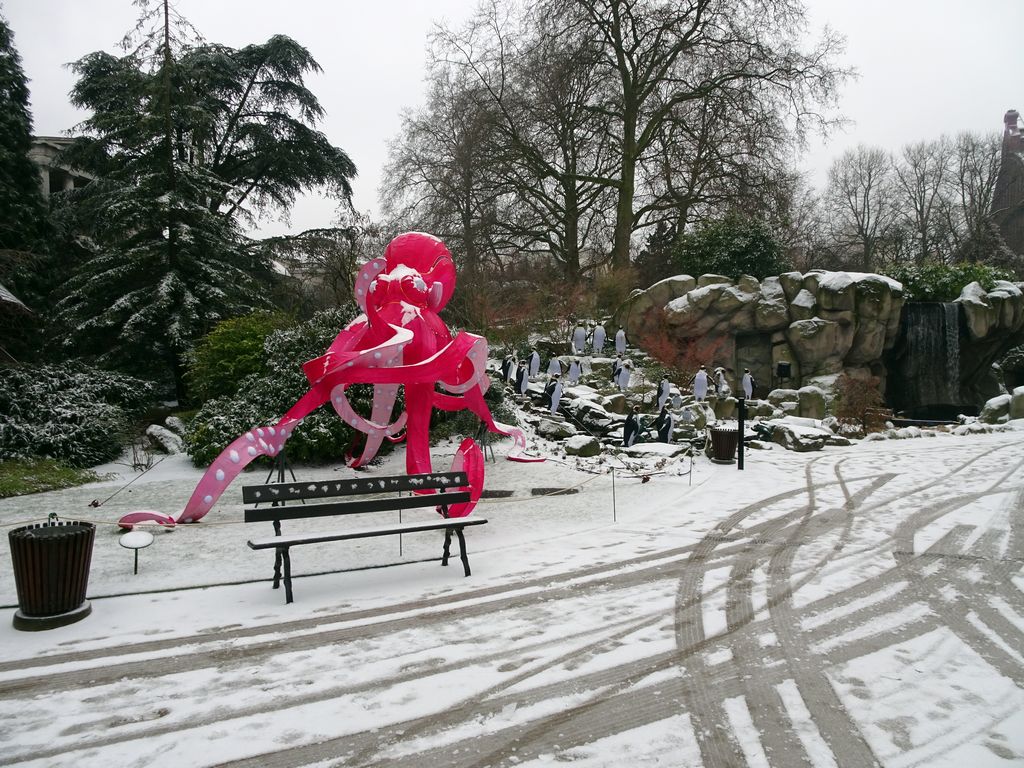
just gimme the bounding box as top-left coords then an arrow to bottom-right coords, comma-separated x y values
243,471 -> 487,603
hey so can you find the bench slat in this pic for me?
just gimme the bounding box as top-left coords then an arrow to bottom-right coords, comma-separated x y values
244,490 -> 471,524
247,517 -> 487,549
242,471 -> 468,504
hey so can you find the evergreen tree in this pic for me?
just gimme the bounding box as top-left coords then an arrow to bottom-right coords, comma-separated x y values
673,213 -> 788,279
0,13 -> 47,256
0,13 -> 52,362
55,2 -> 356,399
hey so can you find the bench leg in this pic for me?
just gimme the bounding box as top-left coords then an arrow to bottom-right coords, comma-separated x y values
281,547 -> 294,604
273,548 -> 282,590
456,527 -> 471,577
272,520 -> 283,589
441,528 -> 452,566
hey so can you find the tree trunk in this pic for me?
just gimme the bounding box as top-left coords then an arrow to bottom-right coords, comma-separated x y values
461,199 -> 478,281
169,348 -> 188,405
562,181 -> 581,279
610,104 -> 638,272
611,159 -> 636,271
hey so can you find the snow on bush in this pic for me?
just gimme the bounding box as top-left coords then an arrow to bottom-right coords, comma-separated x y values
184,307 -> 379,466
0,363 -> 156,467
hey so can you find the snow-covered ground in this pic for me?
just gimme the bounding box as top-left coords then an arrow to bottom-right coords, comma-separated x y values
0,428 -> 1022,767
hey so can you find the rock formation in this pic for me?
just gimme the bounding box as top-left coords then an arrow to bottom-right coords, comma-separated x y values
955,281 -> 1024,403
615,271 -> 1024,413
615,270 -> 905,395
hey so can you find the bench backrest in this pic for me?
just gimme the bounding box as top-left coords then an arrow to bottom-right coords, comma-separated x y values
242,471 -> 470,524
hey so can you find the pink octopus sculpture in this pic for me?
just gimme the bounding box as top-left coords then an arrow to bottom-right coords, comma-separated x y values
119,232 -> 529,529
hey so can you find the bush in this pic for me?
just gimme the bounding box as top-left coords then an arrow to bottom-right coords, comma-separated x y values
184,307 -> 377,466
186,312 -> 293,402
673,213 -> 788,279
0,362 -> 156,467
430,379 -> 516,442
832,374 -> 887,433
183,306 -> 518,466
595,266 -> 640,314
887,261 -> 1015,302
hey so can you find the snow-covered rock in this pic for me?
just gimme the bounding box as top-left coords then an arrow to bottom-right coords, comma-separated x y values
767,420 -> 830,452
145,424 -> 183,454
1011,386 -> 1024,420
601,393 -> 628,415
536,419 -> 578,439
564,435 -> 601,457
164,416 -> 187,435
619,442 -> 689,459
797,386 -> 827,419
713,396 -> 737,420
768,388 -> 799,406
974,393 -> 1007,423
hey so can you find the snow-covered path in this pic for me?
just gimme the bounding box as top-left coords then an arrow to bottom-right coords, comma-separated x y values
0,434 -> 1022,766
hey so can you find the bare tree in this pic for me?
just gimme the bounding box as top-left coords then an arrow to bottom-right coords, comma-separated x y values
892,137 -> 953,264
642,84 -> 794,236
764,171 -> 828,272
430,2 -> 615,279
380,66 -> 504,283
825,145 -> 899,271
561,0 -> 849,271
945,131 -> 1003,263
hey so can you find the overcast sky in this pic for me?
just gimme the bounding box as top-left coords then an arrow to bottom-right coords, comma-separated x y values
4,0 -> 1022,238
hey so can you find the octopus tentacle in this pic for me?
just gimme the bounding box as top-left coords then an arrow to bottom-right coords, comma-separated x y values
119,232 -> 541,531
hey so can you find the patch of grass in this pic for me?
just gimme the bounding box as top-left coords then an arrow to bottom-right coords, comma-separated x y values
0,459 -> 105,499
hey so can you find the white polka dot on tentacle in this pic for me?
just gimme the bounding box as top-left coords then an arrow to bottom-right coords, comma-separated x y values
246,433 -> 254,442
215,469 -> 225,481
247,446 -> 257,456
268,427 -> 276,436
229,450 -> 240,463
203,495 -> 213,505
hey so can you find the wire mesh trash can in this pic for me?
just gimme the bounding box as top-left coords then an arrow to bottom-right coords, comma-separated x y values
9,521 -> 95,631
708,427 -> 739,464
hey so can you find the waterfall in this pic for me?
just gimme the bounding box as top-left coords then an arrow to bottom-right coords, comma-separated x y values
888,302 -> 963,416
943,302 -> 960,401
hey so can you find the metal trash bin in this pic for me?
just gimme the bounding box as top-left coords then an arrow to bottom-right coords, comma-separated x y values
708,427 -> 739,464
9,521 -> 95,631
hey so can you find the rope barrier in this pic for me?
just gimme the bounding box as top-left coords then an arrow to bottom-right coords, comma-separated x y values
2,440 -> 692,530
4,469 -> 610,531
88,456 -> 167,508
0,516 -> 50,529
476,471 -> 604,505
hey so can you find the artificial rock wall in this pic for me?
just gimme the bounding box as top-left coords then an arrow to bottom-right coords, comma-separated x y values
955,280 -> 1024,403
616,271 -> 1024,410
615,271 -> 905,393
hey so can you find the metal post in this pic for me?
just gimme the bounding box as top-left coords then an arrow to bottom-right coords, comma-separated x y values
398,490 -> 403,557
611,466 -> 617,522
737,397 -> 745,471
134,549 -> 139,575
